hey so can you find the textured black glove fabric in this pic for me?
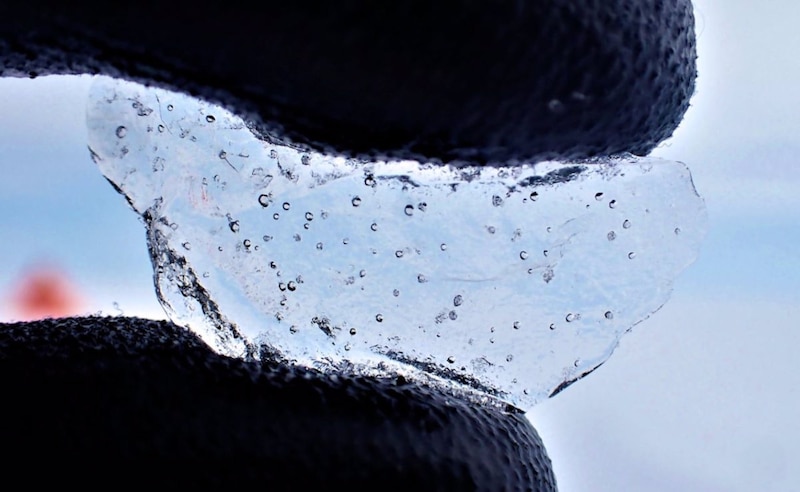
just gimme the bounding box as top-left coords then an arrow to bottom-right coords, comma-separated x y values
0,317 -> 556,490
0,0 -> 695,164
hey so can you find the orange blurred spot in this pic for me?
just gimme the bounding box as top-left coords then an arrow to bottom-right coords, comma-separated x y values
8,265 -> 86,321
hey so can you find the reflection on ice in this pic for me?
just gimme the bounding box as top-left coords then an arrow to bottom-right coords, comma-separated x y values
87,77 -> 706,409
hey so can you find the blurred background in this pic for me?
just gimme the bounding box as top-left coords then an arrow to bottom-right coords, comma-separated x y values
1,1 -> 798,490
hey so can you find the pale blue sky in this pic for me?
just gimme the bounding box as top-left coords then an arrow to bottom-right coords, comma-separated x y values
1,1 -> 798,490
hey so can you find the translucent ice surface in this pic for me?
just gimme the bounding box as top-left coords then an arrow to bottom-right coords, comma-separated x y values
86,77 -> 707,409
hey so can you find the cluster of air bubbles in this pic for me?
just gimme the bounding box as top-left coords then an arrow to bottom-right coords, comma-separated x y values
86,76 -> 707,411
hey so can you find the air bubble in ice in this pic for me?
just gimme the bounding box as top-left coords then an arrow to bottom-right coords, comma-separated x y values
623,219 -> 631,229
351,196 -> 362,207
87,77 -> 707,409
115,126 -> 127,138
453,295 -> 463,307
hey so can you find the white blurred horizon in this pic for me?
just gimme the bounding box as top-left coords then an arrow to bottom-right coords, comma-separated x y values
1,1 -> 799,490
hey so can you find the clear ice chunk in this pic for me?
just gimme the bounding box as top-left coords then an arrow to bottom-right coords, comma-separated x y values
86,77 -> 707,409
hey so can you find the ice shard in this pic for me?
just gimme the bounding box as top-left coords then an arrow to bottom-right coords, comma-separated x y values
86,76 -> 706,409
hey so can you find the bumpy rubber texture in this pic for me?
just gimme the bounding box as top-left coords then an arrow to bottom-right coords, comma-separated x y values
0,0 -> 696,164
0,317 -> 556,490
